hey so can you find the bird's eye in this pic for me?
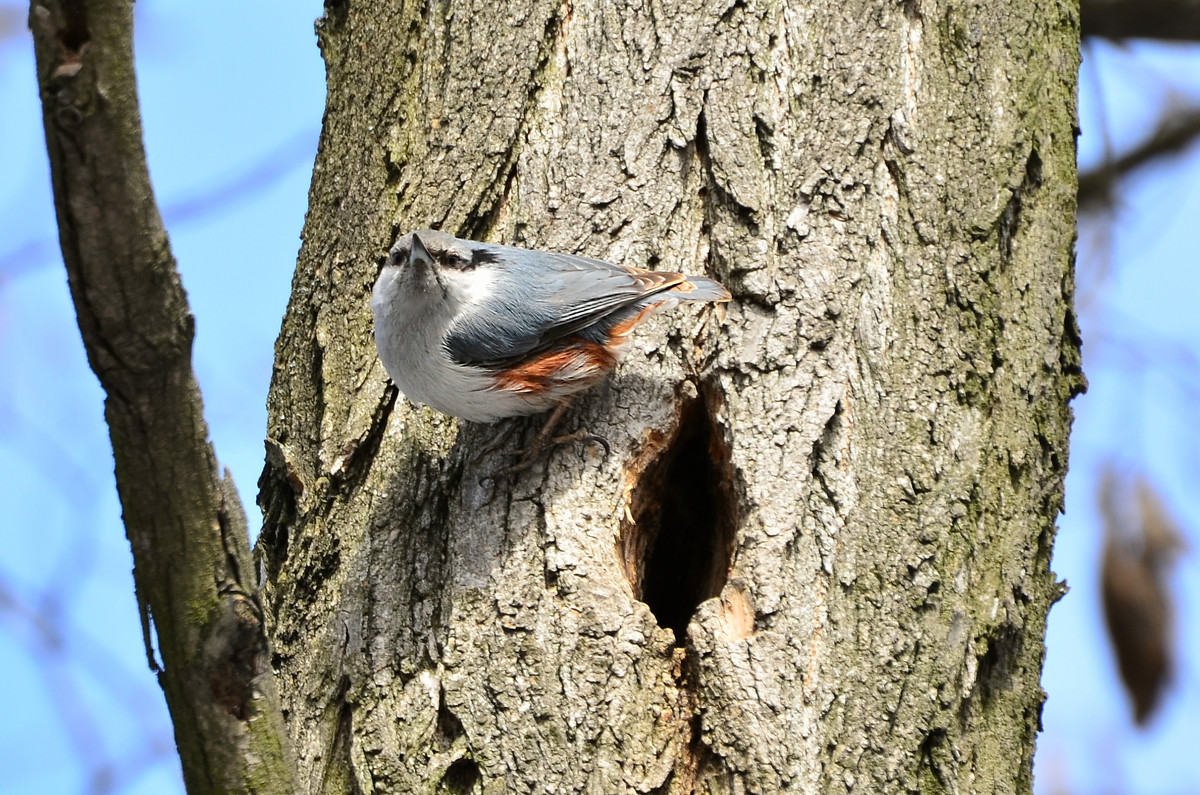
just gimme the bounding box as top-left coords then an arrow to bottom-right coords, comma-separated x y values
443,251 -> 473,270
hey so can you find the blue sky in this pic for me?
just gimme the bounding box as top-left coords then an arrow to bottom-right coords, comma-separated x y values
1,4 -> 1198,793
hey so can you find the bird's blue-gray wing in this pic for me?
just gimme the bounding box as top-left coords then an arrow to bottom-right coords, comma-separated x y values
443,248 -> 676,368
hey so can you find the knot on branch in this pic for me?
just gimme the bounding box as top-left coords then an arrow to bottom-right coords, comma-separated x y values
205,593 -> 268,721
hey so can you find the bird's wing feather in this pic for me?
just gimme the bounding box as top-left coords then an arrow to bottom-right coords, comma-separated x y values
444,249 -> 685,369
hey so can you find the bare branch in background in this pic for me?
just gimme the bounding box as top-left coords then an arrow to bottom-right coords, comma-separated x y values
0,7 -> 22,44
0,126 -> 317,282
0,576 -> 177,793
27,1 -> 294,791
1082,0 -> 1200,42
1078,106 -> 1200,211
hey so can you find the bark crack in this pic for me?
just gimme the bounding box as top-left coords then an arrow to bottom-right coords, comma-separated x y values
998,148 -> 1043,262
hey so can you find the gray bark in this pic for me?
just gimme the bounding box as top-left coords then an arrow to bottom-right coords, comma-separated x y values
258,0 -> 1083,793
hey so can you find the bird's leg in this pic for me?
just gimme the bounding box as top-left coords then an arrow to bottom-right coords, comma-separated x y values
499,400 -> 609,475
524,400 -> 573,453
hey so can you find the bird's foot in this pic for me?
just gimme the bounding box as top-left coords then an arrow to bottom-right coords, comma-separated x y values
497,429 -> 610,477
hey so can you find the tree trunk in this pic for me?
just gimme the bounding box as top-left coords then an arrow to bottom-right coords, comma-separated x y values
258,0 -> 1082,792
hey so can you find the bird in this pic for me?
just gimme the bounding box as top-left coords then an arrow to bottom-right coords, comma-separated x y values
371,229 -> 730,462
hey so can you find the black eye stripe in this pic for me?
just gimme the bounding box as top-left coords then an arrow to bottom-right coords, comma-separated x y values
438,250 -> 486,270
424,244 -> 499,270
470,248 -> 501,267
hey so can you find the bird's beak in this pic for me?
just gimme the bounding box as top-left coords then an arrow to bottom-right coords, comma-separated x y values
407,231 -> 446,292
410,232 -> 434,270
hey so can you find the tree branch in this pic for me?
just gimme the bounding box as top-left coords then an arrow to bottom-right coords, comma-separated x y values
28,1 -> 295,792
1078,106 -> 1200,211
1082,0 -> 1200,42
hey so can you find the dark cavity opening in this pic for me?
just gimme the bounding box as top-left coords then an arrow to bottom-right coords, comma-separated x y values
619,390 -> 736,645
436,688 -> 464,749
440,758 -> 481,794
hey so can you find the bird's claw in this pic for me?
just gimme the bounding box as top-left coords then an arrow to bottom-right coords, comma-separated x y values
550,431 -> 611,459
494,430 -> 610,478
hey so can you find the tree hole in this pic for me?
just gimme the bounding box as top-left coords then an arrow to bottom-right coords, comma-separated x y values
619,390 -> 737,645
439,758 -> 481,794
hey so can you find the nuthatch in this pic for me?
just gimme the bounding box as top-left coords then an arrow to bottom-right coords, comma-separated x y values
371,230 -> 730,438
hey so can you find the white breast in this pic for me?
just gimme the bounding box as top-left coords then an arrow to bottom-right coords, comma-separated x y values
371,269 -> 536,423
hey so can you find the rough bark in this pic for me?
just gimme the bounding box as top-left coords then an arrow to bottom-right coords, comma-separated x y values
258,0 -> 1082,792
29,2 -> 295,792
